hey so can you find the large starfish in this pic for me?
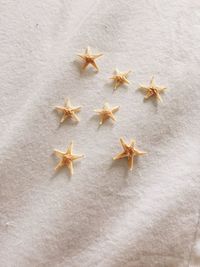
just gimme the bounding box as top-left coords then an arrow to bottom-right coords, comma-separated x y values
113,138 -> 146,170
55,98 -> 81,123
77,46 -> 103,71
94,102 -> 119,125
110,68 -> 131,89
139,76 -> 166,102
54,142 -> 84,175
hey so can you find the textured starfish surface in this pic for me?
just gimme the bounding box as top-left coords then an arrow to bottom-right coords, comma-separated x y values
77,46 -> 103,71
54,142 -> 84,175
113,138 -> 147,170
139,76 -> 166,102
110,68 -> 131,89
55,98 -> 81,123
94,102 -> 119,125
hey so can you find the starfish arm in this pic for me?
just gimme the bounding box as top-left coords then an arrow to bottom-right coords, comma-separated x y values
54,160 -> 64,171
139,84 -> 149,90
90,60 -> 99,71
67,141 -> 73,154
113,152 -> 127,160
94,109 -> 103,113
64,98 -> 71,107
125,70 -> 131,77
111,106 -> 119,113
115,68 -> 119,74
123,77 -> 130,84
72,106 -> 81,112
155,92 -> 163,102
114,81 -> 120,89
86,46 -> 91,54
103,102 -> 110,109
135,149 -> 147,156
54,150 -> 64,158
55,106 -> 65,112
130,139 -> 135,147
128,155 -> 134,170
67,161 -> 74,175
150,76 -> 156,87
110,76 -> 115,80
120,138 -> 128,150
99,115 -> 107,125
93,53 -> 103,59
109,113 -> 116,122
60,113 -> 68,123
72,113 -> 80,122
71,154 -> 84,160
77,54 -> 85,59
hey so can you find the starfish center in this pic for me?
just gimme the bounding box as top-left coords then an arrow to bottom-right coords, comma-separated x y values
85,56 -> 94,62
126,147 -> 134,156
116,75 -> 125,83
149,87 -> 157,94
102,110 -> 110,115
63,154 -> 73,164
64,109 -> 74,116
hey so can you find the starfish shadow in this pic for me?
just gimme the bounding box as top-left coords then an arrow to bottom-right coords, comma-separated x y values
104,81 -> 114,92
50,168 -> 71,181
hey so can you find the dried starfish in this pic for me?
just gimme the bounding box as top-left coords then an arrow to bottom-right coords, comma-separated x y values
55,98 -> 81,123
54,141 -> 84,175
94,102 -> 119,125
77,46 -> 103,71
139,76 -> 166,102
113,138 -> 147,170
110,68 -> 131,89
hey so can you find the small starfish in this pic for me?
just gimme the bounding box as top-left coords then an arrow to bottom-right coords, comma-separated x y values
113,138 -> 147,170
110,68 -> 131,89
139,76 -> 166,102
94,102 -> 119,125
77,46 -> 103,71
54,141 -> 84,175
55,98 -> 81,123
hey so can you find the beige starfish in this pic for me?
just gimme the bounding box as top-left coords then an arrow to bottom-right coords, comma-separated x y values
54,142 -> 84,175
94,102 -> 119,125
55,98 -> 81,123
77,46 -> 103,71
113,138 -> 147,170
139,76 -> 166,102
110,68 -> 131,89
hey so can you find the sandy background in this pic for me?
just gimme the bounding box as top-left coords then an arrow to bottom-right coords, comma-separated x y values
0,0 -> 200,266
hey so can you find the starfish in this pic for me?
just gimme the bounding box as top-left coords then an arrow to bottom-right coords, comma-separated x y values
94,102 -> 119,125
110,68 -> 131,89
55,98 -> 81,123
54,141 -> 84,175
139,76 -> 166,102
77,46 -> 103,71
113,138 -> 147,170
